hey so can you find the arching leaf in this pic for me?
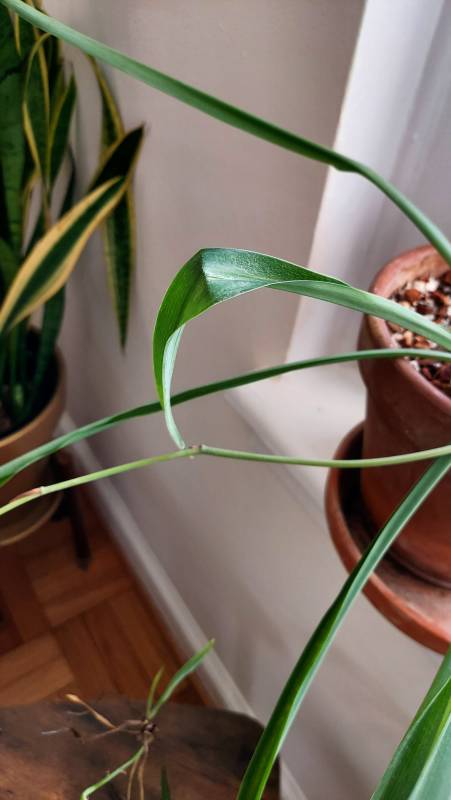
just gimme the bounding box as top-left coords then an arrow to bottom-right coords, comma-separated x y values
153,249 -> 451,447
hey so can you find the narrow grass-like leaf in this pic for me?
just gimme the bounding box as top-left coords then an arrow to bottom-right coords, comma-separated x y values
80,748 -> 145,800
237,456 -> 451,800
371,647 -> 451,799
161,768 -> 171,800
153,249 -> 451,447
0,346 -> 450,488
0,177 -> 124,332
148,640 -> 214,718
0,5 -> 25,253
2,0 -> 451,266
146,666 -> 164,718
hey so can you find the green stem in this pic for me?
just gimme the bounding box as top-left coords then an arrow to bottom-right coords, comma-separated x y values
2,436 -> 451,520
0,447 -> 198,517
81,747 -> 145,799
0,347 -> 450,487
198,442 -> 451,469
237,455 -> 451,800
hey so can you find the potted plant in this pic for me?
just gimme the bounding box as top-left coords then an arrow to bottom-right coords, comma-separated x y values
356,245 -> 451,586
1,2 -> 451,799
0,4 -> 142,539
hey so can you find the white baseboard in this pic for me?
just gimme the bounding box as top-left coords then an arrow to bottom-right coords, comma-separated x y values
59,412 -> 308,800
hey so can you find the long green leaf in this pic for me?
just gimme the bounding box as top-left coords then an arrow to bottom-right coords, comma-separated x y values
371,647 -> 451,800
1,0 -> 451,266
0,237 -> 18,291
237,456 -> 451,800
0,5 -> 25,253
24,286 -> 65,420
23,33 -> 50,185
0,177 -> 125,332
48,72 -> 76,186
153,249 -> 451,447
161,768 -> 171,800
0,346 -> 450,488
90,58 -> 135,347
0,126 -> 142,332
90,59 -> 135,346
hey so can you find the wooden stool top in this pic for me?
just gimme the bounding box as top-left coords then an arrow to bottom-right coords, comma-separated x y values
0,699 -> 280,798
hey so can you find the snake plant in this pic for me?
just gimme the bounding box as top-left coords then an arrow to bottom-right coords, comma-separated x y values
0,1 -> 142,435
0,2 -> 451,799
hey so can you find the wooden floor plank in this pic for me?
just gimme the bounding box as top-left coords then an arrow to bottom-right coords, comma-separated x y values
0,485 -> 209,708
0,551 -> 48,641
0,634 -> 74,705
26,540 -> 131,627
54,617 -> 116,699
83,601 -> 150,696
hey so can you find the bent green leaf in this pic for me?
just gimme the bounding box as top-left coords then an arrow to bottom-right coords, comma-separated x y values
153,249 -> 451,447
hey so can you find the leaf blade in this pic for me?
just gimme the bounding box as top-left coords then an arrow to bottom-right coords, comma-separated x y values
153,249 -> 451,448
371,648 -> 451,800
236,457 -> 451,800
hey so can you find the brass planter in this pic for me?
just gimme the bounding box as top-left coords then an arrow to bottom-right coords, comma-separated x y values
0,351 -> 65,543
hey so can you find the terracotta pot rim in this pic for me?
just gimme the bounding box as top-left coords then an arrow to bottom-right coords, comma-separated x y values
366,243 -> 451,414
0,347 -> 65,449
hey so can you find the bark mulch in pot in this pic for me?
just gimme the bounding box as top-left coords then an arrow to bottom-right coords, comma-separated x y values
389,269 -> 451,396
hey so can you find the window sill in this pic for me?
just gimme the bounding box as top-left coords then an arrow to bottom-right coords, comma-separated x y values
228,361 -> 365,515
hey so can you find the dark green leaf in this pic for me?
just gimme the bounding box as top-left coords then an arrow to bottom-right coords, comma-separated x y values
24,287 -> 64,419
161,768 -> 171,800
49,72 -> 76,186
23,33 -> 50,183
0,237 -> 18,292
0,5 -> 25,253
371,647 -> 451,800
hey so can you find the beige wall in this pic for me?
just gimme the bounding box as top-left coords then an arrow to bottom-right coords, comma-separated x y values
45,2 -> 367,796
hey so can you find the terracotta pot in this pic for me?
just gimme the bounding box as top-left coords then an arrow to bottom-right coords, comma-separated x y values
0,350 -> 65,509
358,244 -> 451,587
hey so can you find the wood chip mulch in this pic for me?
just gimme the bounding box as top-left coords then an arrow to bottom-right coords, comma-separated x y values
388,269 -> 451,397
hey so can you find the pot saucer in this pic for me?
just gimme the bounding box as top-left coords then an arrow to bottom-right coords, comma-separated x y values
325,423 -> 451,654
0,467 -> 62,547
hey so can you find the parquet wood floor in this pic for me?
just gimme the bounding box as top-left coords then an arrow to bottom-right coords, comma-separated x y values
0,491 -> 207,707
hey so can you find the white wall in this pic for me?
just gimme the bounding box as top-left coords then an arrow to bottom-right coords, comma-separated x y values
38,2 -> 427,797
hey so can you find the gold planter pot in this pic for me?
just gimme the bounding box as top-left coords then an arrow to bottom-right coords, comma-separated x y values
0,351 -> 65,544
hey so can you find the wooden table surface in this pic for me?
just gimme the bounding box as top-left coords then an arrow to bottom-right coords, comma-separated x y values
0,699 -> 280,798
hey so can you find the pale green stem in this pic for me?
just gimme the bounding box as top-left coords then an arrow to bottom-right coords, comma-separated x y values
0,448 -> 198,517
2,439 -> 451,520
1,347 -> 450,489
81,747 -> 145,799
